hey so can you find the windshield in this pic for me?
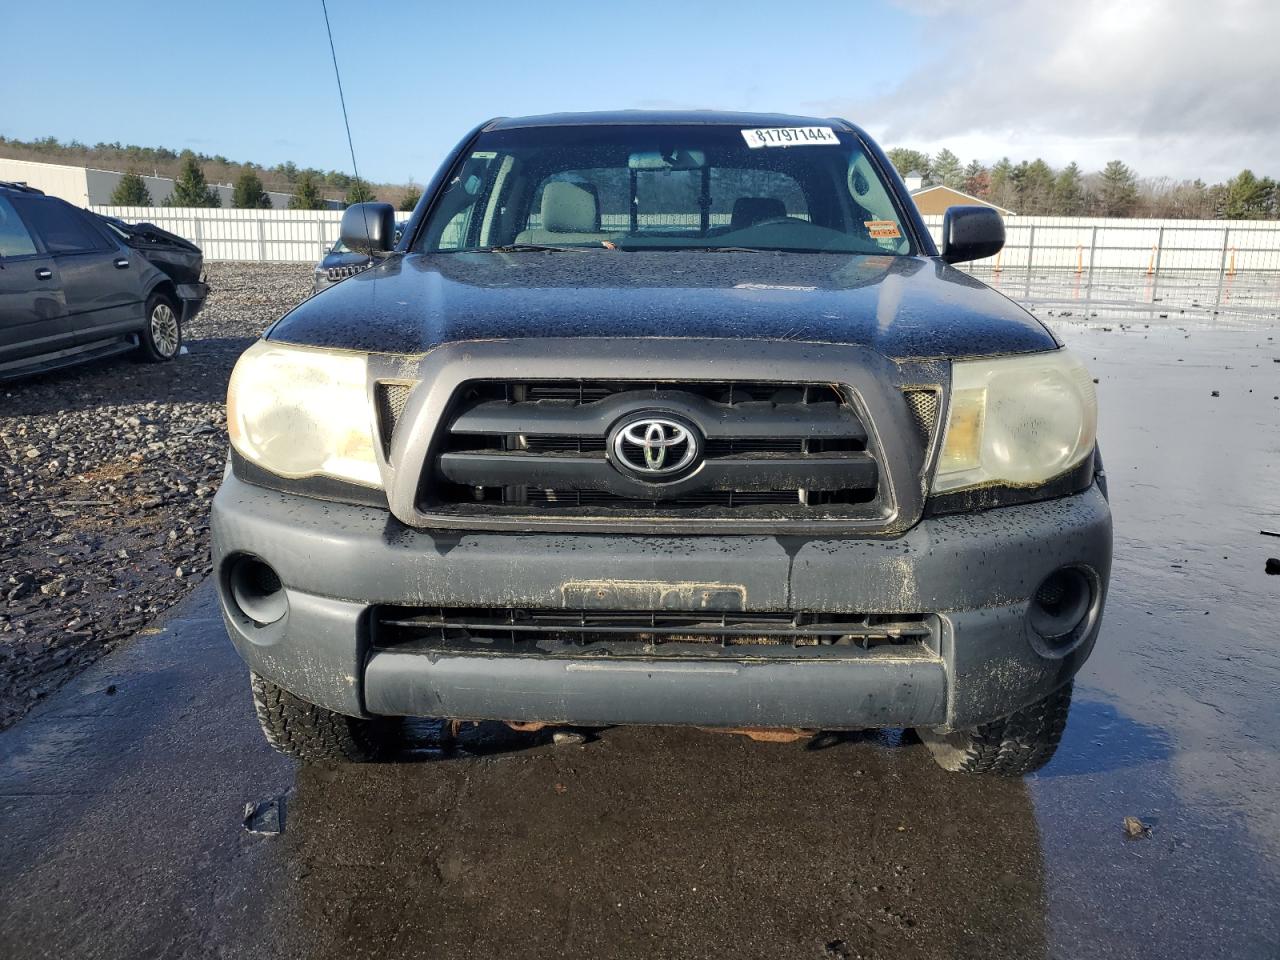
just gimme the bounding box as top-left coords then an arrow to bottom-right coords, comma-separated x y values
415,123 -> 914,256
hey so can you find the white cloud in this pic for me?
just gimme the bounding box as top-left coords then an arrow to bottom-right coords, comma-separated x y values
820,0 -> 1280,181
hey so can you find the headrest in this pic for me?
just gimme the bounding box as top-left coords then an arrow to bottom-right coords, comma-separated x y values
731,197 -> 787,231
541,181 -> 598,233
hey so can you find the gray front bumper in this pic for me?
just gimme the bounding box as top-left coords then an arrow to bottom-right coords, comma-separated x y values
211,472 -> 1111,730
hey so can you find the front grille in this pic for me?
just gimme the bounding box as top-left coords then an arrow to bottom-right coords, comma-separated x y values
326,263 -> 368,281
374,606 -> 933,656
424,379 -> 881,520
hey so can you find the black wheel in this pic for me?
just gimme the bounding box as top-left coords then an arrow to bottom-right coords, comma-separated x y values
916,681 -> 1073,776
250,672 -> 397,763
138,291 -> 182,362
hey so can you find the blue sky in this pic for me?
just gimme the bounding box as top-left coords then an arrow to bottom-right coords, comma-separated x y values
3,1 -> 925,184
4,1 -> 1277,183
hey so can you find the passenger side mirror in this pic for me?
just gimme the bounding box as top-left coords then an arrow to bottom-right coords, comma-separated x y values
940,206 -> 1004,264
340,202 -> 396,257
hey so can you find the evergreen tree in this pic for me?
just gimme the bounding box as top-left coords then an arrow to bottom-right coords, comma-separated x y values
885,148 -> 930,181
109,171 -> 152,206
1020,159 -> 1056,214
399,187 -> 422,212
288,171 -> 325,210
1053,162 -> 1085,215
345,180 -> 376,205
169,154 -> 221,207
931,148 -> 964,189
988,157 -> 1018,211
232,171 -> 271,208
1223,169 -> 1274,219
1098,160 -> 1138,216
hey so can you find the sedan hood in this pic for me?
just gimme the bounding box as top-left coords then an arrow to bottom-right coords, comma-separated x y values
269,251 -> 1056,361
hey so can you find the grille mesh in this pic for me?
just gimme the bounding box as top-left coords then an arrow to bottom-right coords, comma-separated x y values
903,389 -> 940,444
375,382 -> 413,453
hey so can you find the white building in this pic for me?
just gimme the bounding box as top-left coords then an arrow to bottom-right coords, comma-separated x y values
0,156 -> 304,209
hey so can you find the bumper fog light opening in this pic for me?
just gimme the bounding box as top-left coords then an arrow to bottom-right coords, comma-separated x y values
228,555 -> 288,626
1028,567 -> 1093,649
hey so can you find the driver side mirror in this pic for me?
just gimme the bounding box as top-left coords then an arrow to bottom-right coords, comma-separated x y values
340,202 -> 396,257
940,206 -> 1004,264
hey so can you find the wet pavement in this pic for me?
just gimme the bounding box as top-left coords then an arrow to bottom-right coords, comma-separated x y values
2,313 -> 1278,959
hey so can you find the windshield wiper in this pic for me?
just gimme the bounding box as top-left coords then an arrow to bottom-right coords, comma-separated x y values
469,243 -> 592,254
681,246 -> 776,254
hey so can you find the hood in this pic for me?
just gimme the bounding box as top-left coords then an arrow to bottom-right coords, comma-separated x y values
96,215 -> 201,253
269,250 -> 1056,361
319,251 -> 374,271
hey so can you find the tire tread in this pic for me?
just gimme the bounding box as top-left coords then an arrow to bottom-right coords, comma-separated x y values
250,672 -> 391,763
921,681 -> 1073,776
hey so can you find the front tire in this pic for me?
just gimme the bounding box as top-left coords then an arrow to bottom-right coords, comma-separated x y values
139,292 -> 182,362
250,672 -> 396,763
916,681 -> 1073,776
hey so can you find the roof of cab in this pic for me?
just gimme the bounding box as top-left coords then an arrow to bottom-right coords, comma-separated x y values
484,110 -> 856,131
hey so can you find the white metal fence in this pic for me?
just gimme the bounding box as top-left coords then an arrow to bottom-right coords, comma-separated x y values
92,206 -> 347,263
91,206 -> 1280,275
921,216 -> 1280,275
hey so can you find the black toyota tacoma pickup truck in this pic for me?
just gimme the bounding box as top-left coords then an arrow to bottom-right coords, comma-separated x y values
212,112 -> 1110,775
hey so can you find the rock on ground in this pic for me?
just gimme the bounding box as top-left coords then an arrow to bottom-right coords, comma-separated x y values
0,262 -> 312,730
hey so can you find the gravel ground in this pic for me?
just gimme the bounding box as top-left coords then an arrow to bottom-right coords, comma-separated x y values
0,262 -> 312,729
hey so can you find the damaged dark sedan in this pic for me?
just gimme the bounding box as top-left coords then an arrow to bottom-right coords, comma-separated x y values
0,182 -> 208,379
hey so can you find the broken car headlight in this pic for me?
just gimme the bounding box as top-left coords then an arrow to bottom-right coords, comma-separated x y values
932,349 -> 1097,495
226,339 -> 381,489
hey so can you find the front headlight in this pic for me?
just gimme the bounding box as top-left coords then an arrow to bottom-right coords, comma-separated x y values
227,339 -> 381,488
932,349 -> 1096,495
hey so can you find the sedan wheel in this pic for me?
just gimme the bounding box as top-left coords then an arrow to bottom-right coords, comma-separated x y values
150,302 -> 180,357
139,293 -> 183,363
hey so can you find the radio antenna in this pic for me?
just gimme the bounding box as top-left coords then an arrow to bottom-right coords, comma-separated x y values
320,0 -> 371,240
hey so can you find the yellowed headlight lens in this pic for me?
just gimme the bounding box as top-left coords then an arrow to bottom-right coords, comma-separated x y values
227,340 -> 381,489
936,388 -> 986,476
932,350 -> 1096,495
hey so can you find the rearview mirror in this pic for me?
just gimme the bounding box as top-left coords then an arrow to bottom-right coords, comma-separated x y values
628,149 -> 706,171
940,206 -> 1004,264
340,202 -> 396,257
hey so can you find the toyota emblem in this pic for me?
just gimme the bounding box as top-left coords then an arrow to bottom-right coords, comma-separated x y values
609,414 -> 702,479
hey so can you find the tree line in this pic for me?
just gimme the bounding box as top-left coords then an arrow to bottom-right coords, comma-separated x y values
0,135 -> 422,211
886,148 -> 1279,219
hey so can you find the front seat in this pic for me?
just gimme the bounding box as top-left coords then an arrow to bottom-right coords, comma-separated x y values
515,181 -> 610,245
730,197 -> 787,231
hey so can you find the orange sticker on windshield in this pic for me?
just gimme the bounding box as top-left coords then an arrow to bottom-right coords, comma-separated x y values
865,220 -> 901,239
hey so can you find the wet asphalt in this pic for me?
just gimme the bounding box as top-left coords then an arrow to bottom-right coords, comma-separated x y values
1,318 -> 1278,959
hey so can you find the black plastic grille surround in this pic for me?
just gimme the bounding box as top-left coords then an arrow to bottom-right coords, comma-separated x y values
422,379 -> 882,519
